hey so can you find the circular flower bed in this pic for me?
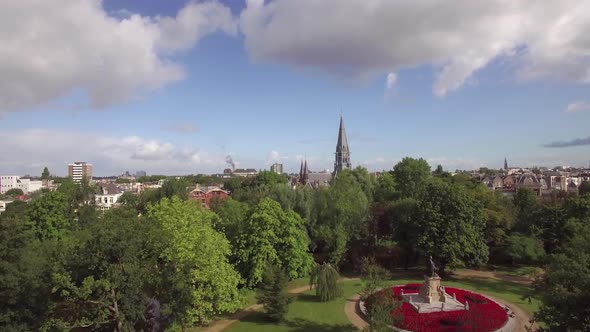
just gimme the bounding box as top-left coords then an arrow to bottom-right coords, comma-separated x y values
387,284 -> 508,332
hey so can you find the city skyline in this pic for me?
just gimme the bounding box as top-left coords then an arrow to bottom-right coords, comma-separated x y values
1,0 -> 590,176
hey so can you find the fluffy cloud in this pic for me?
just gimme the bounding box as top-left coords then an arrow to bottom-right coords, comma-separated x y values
240,0 -> 590,96
564,101 -> 590,113
0,129 -> 226,175
162,123 -> 199,133
386,72 -> 397,90
0,0 -> 235,113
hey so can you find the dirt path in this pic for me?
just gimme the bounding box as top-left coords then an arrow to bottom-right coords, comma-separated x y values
451,269 -> 533,285
203,278 -> 359,332
344,293 -> 368,330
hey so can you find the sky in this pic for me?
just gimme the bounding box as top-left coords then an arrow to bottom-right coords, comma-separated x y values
1,0 -> 590,176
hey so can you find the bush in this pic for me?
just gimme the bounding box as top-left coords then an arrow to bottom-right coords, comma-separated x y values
309,263 -> 342,302
5,188 -> 24,196
360,257 -> 390,301
363,288 -> 403,332
256,262 -> 289,322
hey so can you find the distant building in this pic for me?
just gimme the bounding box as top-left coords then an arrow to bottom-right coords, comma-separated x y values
0,201 -> 6,215
270,163 -> 283,174
135,170 -> 147,178
68,162 -> 93,183
0,175 -> 42,194
233,168 -> 258,177
333,115 -> 352,176
189,185 -> 229,208
294,160 -> 331,189
95,183 -> 123,211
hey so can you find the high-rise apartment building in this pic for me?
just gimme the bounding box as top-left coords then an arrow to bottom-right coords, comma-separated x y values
68,162 -> 93,183
270,163 -> 283,174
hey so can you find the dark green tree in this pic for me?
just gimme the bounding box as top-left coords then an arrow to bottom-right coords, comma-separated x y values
253,171 -> 288,187
513,188 -> 539,233
373,172 -> 397,202
256,262 -> 289,322
364,288 -> 403,332
41,167 -> 50,180
579,182 -> 590,196
309,263 -> 342,302
392,157 -> 431,198
504,234 -> 545,264
535,223 -> 590,331
211,198 -> 249,248
27,191 -> 71,240
5,188 -> 24,196
413,180 -> 488,274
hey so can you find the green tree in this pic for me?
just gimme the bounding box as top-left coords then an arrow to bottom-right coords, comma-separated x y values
392,157 -> 431,198
5,188 -> 24,196
310,170 -> 368,265
413,180 -> 488,274
211,198 -> 249,247
148,197 -> 242,326
46,212 -> 154,331
504,234 -> 545,264
351,166 -> 375,202
27,191 -> 71,240
513,188 -> 539,233
536,224 -> 590,331
359,257 -> 390,301
256,262 -> 289,322
253,171 -> 288,187
364,288 -> 403,332
309,263 -> 342,302
373,172 -> 397,202
579,181 -> 590,196
41,167 -> 50,180
236,198 -> 313,286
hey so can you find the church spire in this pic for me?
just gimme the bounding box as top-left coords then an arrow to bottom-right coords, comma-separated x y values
504,157 -> 508,170
333,115 -> 351,176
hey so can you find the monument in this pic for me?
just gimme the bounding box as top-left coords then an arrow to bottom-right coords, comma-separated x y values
400,256 -> 466,313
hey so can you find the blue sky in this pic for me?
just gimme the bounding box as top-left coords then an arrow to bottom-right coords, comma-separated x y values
1,0 -> 589,176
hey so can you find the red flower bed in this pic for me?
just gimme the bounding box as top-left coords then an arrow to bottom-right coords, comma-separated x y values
388,284 -> 508,332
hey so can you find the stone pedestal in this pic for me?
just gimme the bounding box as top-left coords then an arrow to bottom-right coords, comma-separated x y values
419,276 -> 446,304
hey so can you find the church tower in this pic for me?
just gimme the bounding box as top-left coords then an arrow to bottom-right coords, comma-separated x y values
504,157 -> 508,170
333,115 -> 351,176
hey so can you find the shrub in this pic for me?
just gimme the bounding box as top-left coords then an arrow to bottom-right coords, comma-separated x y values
256,262 -> 289,322
309,262 -> 342,302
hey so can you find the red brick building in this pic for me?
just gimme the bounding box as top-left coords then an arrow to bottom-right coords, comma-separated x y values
189,185 -> 229,208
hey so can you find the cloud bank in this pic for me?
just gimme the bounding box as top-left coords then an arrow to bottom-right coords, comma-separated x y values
0,0 -> 235,113
543,136 -> 590,148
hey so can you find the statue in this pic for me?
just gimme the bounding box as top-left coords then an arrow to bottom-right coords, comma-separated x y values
428,255 -> 439,278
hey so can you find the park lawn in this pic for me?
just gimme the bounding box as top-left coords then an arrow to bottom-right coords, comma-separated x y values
225,275 -> 538,332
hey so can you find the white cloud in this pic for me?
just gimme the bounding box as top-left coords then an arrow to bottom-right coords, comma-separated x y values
386,72 -> 397,90
240,0 -> 590,96
564,101 -> 590,113
162,123 -> 199,133
0,0 -> 235,113
0,129 -> 226,175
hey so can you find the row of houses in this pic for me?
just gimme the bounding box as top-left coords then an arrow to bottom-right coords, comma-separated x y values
482,170 -> 589,196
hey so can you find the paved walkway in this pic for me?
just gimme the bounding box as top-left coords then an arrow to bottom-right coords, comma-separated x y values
203,278 -> 359,332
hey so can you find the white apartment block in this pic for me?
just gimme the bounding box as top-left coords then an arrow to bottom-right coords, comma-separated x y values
0,176 -> 42,195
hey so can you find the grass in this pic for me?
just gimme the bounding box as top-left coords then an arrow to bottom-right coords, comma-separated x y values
225,275 -> 538,332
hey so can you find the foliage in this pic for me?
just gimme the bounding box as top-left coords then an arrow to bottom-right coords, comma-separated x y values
46,213 -> 153,331
310,170 -> 368,265
4,188 -> 24,196
472,188 -> 515,248
256,262 -> 290,322
211,198 -> 250,247
392,157 -> 431,198
253,171 -> 288,187
236,198 -> 313,287
41,167 -> 50,180
535,223 -> 590,331
579,182 -> 590,196
159,177 -> 189,200
309,263 -> 342,302
373,172 -> 397,202
513,188 -> 539,233
359,257 -> 390,301
413,180 -> 488,274
504,234 -> 545,264
363,288 -> 403,332
27,191 -> 71,240
351,166 -> 375,202
136,175 -> 167,183
148,197 -> 243,326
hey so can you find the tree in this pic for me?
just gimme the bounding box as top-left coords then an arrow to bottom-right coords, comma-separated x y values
27,191 -> 71,240
351,166 -> 375,202
513,188 -> 539,233
46,212 -> 154,331
310,170 -> 368,265
41,167 -> 50,180
148,197 -> 242,326
392,157 -> 431,198
579,181 -> 590,196
364,288 -> 403,332
309,263 -> 342,302
504,234 -> 545,264
210,198 -> 250,247
253,171 -> 288,187
359,257 -> 390,302
536,224 -> 590,331
5,188 -> 24,196
256,262 -> 289,322
236,198 -> 313,287
413,180 -> 488,274
373,172 -> 397,202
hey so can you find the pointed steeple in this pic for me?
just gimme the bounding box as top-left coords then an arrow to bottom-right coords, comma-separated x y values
333,115 -> 351,176
504,158 -> 508,170
303,160 -> 309,184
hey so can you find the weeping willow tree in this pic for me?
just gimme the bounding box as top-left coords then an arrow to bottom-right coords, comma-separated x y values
309,262 -> 342,301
